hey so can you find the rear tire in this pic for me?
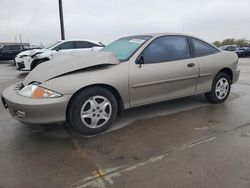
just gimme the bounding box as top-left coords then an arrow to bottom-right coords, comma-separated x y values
68,87 -> 118,135
205,72 -> 231,104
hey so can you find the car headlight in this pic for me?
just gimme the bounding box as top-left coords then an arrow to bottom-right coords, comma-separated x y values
18,85 -> 62,99
19,55 -> 28,58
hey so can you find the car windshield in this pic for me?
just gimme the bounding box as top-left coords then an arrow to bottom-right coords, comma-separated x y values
101,36 -> 152,61
45,41 -> 61,49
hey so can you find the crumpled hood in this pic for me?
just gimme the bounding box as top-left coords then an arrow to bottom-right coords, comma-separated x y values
23,51 -> 120,85
18,49 -> 44,57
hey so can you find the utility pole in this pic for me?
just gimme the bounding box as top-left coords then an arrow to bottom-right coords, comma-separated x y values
19,34 -> 22,44
58,0 -> 65,40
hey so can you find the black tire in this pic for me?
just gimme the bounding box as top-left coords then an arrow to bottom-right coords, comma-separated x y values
205,72 -> 231,104
67,87 -> 118,135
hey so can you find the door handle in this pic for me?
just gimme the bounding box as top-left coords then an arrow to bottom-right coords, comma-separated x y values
187,63 -> 195,68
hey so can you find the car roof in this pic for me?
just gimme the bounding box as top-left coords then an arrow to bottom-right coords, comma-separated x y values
2,44 -> 29,46
149,32 -> 191,37
122,33 -> 212,42
121,33 -> 217,48
126,32 -> 195,38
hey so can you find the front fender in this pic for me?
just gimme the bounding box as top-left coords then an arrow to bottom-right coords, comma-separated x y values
30,58 -> 50,70
40,62 -> 130,109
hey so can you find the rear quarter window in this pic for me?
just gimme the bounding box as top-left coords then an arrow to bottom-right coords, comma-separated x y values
191,38 -> 219,57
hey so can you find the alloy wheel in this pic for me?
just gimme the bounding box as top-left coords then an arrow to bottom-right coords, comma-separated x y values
80,96 -> 112,128
215,78 -> 229,100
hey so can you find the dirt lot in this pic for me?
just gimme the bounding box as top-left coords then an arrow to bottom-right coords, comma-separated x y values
1,58 -> 250,188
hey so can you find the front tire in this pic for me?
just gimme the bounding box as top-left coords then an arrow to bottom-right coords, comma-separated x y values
68,87 -> 118,135
205,72 -> 231,104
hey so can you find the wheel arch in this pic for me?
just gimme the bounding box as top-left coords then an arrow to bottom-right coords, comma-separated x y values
30,58 -> 50,70
217,67 -> 233,83
66,84 -> 124,121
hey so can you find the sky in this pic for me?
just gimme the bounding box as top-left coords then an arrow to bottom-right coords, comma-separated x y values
0,0 -> 249,45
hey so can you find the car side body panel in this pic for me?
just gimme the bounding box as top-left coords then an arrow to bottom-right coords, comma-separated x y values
195,51 -> 238,94
129,58 -> 199,107
41,62 -> 130,109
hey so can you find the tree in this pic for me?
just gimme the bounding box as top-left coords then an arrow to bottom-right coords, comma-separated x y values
221,38 -> 236,46
213,38 -> 250,47
235,39 -> 249,47
213,41 -> 221,47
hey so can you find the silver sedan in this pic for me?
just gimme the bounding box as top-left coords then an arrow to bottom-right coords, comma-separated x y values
2,33 -> 240,135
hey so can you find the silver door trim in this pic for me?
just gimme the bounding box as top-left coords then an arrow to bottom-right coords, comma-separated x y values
199,73 -> 212,77
132,75 -> 199,88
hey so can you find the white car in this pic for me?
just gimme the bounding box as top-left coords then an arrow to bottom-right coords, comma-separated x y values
15,40 -> 105,71
14,42 -> 60,70
15,48 -> 43,67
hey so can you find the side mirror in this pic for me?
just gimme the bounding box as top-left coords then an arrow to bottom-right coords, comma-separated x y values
136,55 -> 144,65
55,47 -> 61,51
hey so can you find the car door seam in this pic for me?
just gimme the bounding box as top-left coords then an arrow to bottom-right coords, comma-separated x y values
132,75 -> 199,88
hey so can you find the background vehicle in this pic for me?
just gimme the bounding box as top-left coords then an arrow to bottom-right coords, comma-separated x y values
219,45 -> 238,51
235,48 -> 247,57
2,33 -> 240,135
15,47 -> 51,70
0,43 -> 30,61
219,45 -> 249,57
16,40 -> 105,71
238,47 -> 250,57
